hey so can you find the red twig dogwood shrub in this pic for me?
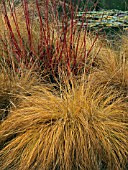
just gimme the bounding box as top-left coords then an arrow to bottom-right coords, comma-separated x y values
0,0 -> 100,83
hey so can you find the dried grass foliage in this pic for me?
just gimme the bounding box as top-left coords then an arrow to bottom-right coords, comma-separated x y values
88,36 -> 128,97
0,82 -> 128,170
0,63 -> 40,121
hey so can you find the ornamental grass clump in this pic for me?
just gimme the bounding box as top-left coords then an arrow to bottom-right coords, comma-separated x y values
88,35 -> 128,97
0,80 -> 127,170
0,60 -> 40,121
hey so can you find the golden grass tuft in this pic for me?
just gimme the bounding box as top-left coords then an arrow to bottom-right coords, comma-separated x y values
0,63 -> 40,121
0,81 -> 127,170
120,34 -> 128,58
88,35 -> 128,97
